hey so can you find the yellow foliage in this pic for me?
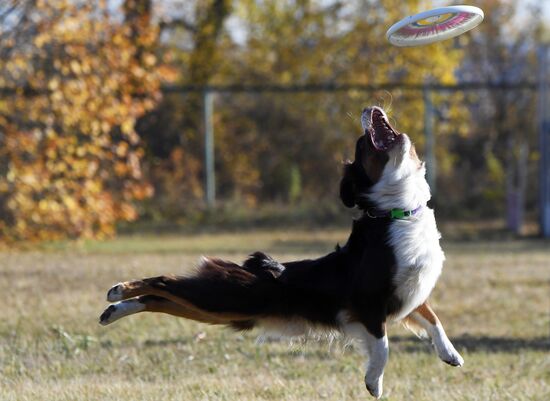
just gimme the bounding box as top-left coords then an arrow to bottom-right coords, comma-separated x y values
200,0 -> 466,203
0,0 -> 160,242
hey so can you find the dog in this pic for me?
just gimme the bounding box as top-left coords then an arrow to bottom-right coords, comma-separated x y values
99,106 -> 463,398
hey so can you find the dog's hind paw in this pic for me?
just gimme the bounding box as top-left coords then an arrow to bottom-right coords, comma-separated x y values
107,283 -> 125,302
99,304 -> 118,326
99,300 -> 145,326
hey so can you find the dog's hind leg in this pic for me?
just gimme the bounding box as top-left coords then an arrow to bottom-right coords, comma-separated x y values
405,302 -> 464,367
107,275 -> 179,302
103,257 -> 268,327
106,276 -> 217,313
104,273 -> 257,325
100,295 -> 252,326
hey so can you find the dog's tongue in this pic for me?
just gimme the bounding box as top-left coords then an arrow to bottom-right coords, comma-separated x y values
370,109 -> 399,151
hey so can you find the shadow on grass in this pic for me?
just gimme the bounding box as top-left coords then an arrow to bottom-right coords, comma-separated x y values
99,337 -> 192,349
110,334 -> 550,356
392,335 -> 550,353
142,338 -> 192,347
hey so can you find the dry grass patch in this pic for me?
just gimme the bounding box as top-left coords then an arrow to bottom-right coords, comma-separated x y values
1,231 -> 549,400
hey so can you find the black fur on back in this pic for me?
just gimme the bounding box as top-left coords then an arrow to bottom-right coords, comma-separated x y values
160,214 -> 400,335
152,132 -> 401,335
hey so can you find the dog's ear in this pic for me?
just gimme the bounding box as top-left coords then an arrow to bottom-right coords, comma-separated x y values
340,162 -> 356,208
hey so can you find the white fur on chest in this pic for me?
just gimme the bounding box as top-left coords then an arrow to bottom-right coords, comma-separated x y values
387,209 -> 445,321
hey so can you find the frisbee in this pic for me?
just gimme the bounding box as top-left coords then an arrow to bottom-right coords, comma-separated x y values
386,5 -> 484,47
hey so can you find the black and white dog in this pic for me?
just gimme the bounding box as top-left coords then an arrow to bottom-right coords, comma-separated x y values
100,106 -> 463,398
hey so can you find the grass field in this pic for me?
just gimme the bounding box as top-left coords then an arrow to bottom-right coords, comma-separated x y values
1,229 -> 549,400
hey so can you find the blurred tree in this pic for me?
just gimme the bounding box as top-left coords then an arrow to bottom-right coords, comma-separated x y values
5,0 -> 526,237
225,0 -> 465,202
142,0 -> 464,215
0,0 -> 160,241
137,0 -> 233,217
450,0 -> 543,230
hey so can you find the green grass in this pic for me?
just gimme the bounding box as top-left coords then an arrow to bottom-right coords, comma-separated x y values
1,230 -> 549,400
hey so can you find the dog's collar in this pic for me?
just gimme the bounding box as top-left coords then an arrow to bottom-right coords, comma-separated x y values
365,205 -> 423,220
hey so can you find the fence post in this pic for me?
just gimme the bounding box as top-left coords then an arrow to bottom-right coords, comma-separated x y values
423,85 -> 436,195
204,90 -> 215,208
538,44 -> 550,237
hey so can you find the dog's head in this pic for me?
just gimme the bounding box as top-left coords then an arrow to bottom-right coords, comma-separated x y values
340,106 -> 430,210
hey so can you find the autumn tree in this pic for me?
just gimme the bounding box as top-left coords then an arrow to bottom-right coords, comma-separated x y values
135,0 -> 232,216
220,0 -> 465,203
0,0 -> 160,241
451,0 -> 543,229
141,0 -> 465,215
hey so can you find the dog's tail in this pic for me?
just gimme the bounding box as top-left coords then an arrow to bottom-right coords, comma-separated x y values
99,252 -> 285,330
167,252 -> 286,329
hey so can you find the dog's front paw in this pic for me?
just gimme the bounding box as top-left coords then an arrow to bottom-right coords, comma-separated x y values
437,342 -> 464,367
365,374 -> 383,399
433,335 -> 464,367
441,350 -> 464,367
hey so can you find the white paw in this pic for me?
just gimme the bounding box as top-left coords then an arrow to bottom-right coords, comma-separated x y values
107,283 -> 124,302
99,300 -> 144,326
365,374 -> 383,399
440,349 -> 464,367
437,343 -> 464,367
99,304 -> 119,325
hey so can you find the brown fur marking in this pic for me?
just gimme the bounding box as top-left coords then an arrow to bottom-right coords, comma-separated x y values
414,302 -> 439,325
139,295 -> 250,324
115,277 -> 253,321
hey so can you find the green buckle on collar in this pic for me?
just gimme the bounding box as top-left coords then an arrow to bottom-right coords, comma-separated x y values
390,209 -> 408,219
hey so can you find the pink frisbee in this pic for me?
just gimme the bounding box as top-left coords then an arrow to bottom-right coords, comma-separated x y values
386,5 -> 484,47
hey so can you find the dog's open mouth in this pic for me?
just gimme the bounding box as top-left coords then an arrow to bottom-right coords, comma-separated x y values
368,108 -> 400,152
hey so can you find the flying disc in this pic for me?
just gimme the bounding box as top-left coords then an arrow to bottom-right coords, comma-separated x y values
386,5 -> 484,47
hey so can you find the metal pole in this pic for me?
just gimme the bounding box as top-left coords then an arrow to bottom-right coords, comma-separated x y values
204,90 -> 215,208
423,85 -> 436,195
538,44 -> 550,237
